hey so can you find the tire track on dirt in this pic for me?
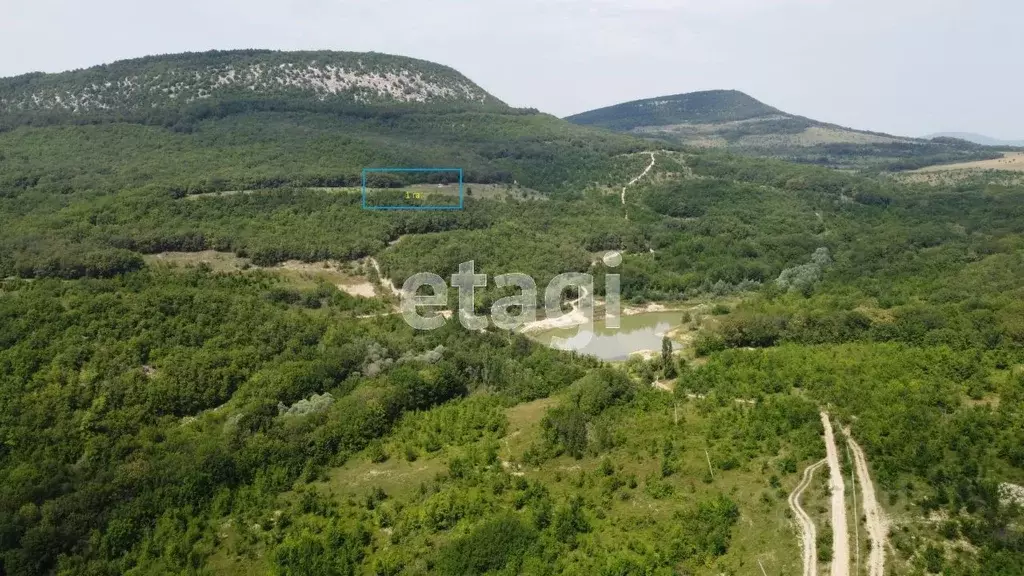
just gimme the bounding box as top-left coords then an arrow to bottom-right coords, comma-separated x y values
821,412 -> 850,576
846,430 -> 888,576
790,459 -> 827,576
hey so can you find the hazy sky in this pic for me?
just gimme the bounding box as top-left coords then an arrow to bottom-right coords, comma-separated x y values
3,0 -> 1022,139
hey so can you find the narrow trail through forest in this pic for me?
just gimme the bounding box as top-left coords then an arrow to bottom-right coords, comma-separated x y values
821,412 -> 851,576
846,430 -> 889,576
790,459 -> 827,576
622,152 -> 656,219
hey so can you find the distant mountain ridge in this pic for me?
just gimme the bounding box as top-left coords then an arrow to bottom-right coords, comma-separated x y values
566,89 -> 913,145
565,90 -> 782,131
567,90 -> 1001,171
0,49 -> 505,116
924,132 -> 1024,147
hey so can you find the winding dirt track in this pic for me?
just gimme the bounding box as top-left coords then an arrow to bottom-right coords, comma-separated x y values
621,152 -> 656,219
846,431 -> 889,576
790,459 -> 827,576
821,412 -> 850,576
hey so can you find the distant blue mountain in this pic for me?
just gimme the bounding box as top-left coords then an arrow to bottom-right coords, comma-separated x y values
924,132 -> 1024,147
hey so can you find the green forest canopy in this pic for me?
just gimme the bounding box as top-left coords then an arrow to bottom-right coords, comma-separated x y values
0,52 -> 1022,575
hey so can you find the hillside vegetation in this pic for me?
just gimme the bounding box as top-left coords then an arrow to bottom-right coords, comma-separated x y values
0,51 -> 657,278
0,49 -> 504,121
0,51 -> 1022,576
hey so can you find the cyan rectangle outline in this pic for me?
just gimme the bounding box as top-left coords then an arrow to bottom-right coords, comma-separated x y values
362,168 -> 464,211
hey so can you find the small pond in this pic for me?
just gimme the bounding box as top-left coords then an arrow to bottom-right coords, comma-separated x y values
527,311 -> 685,361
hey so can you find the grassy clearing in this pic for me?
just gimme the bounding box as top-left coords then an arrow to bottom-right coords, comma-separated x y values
910,152 -> 1024,173
318,456 -> 447,501
144,251 -> 382,297
144,250 -> 250,272
405,182 -> 544,201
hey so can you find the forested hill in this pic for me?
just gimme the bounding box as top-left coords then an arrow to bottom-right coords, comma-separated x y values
567,90 -> 1002,171
565,89 -> 782,131
0,49 -> 653,205
0,49 -> 506,122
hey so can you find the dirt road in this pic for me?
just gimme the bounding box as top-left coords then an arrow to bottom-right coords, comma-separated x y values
790,459 -> 827,576
821,412 -> 850,576
622,152 -> 656,218
846,431 -> 888,576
